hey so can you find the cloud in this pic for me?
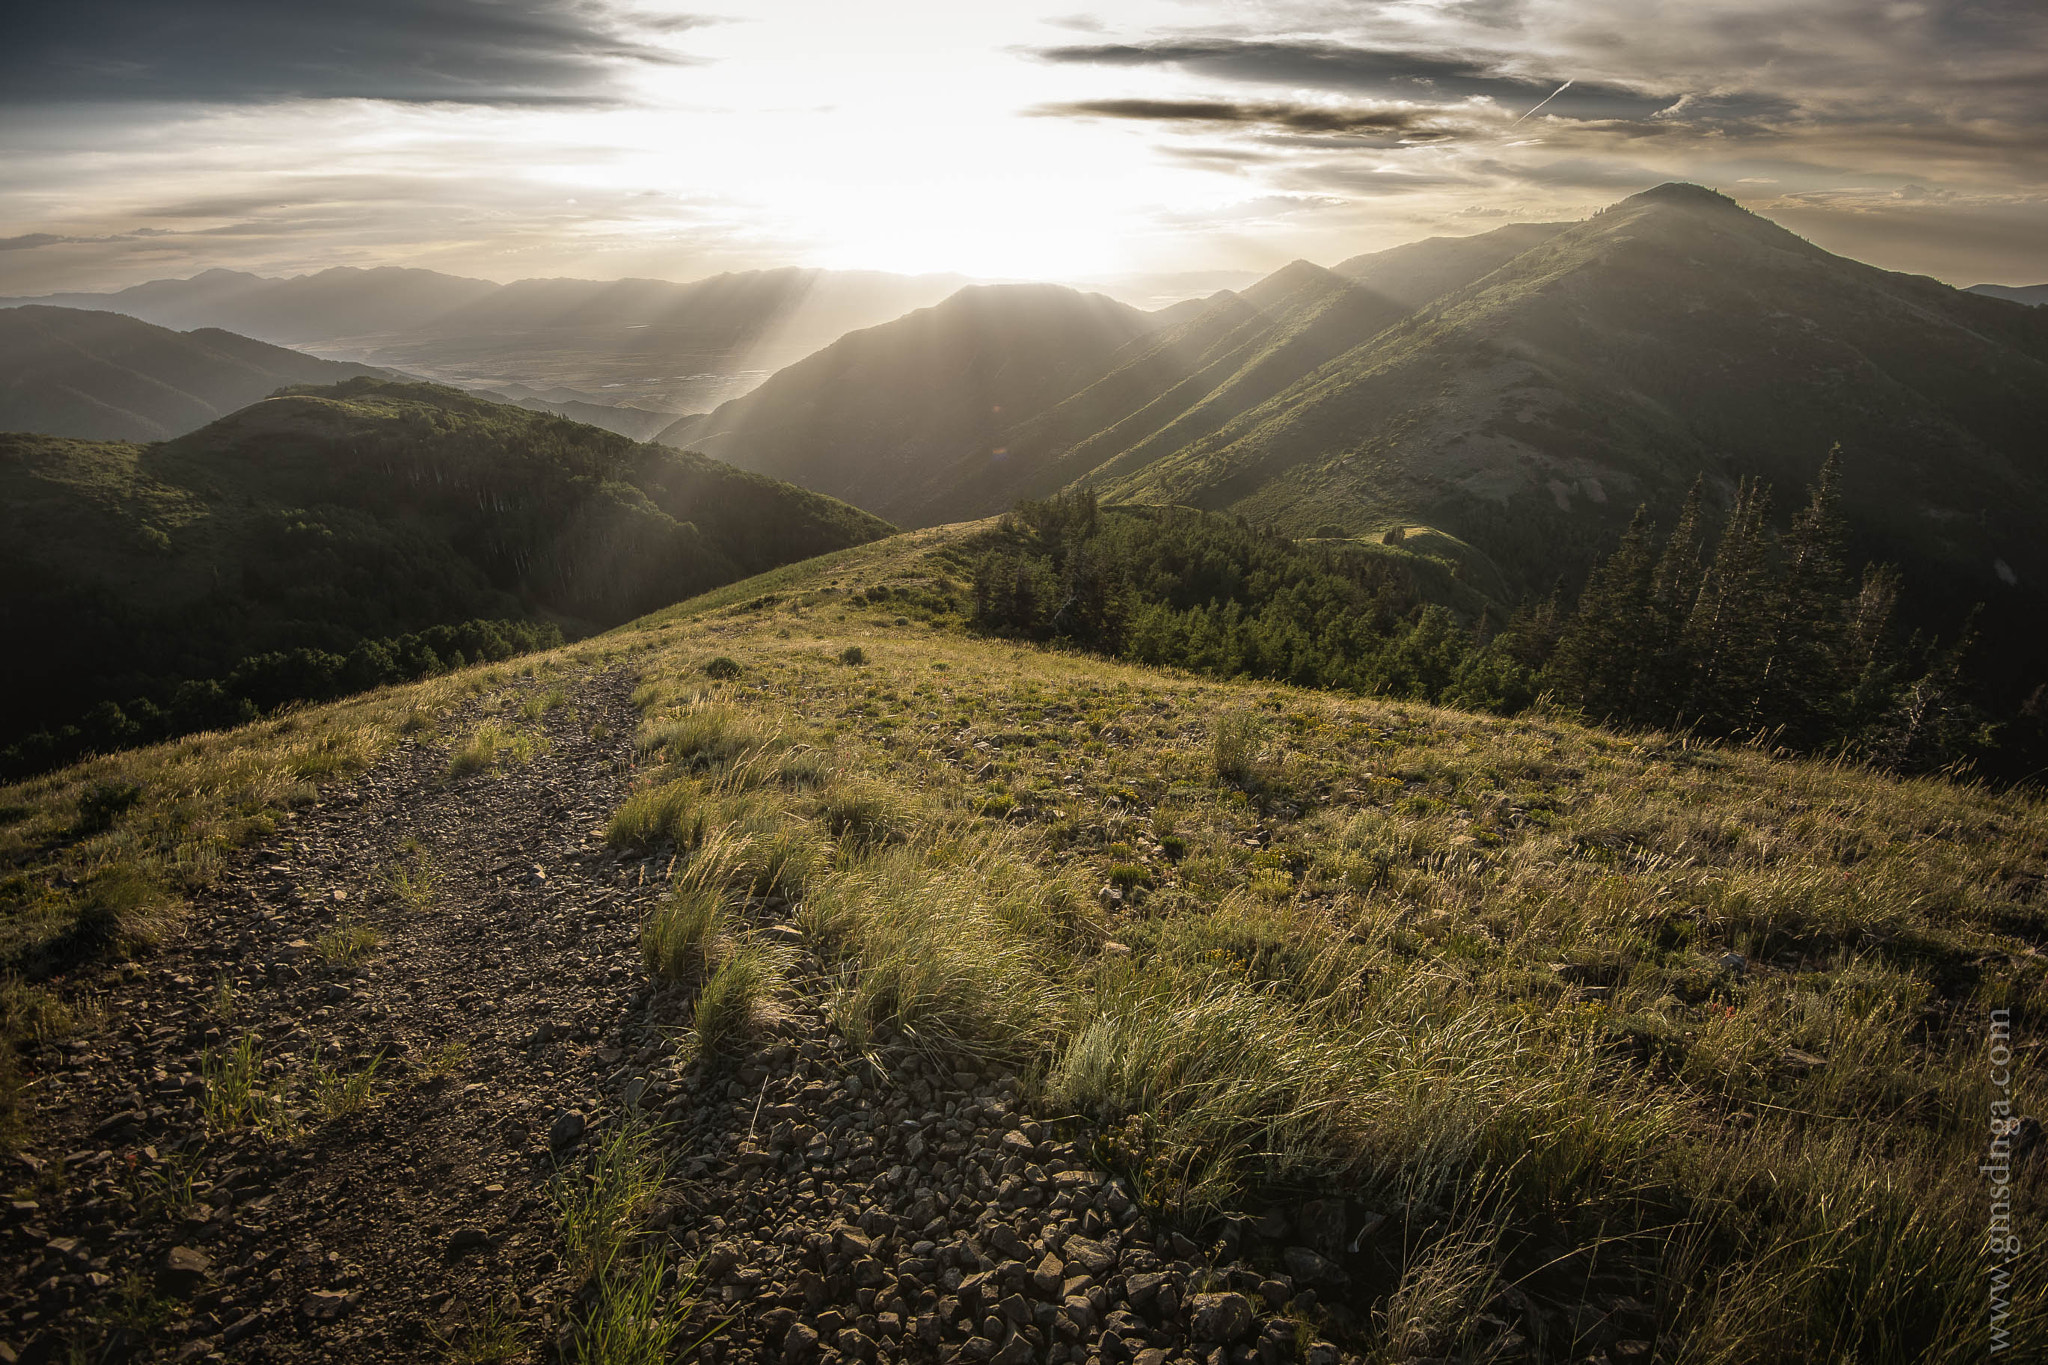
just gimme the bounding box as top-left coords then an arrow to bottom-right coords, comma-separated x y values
0,234 -> 73,251
1033,98 -> 1464,138
0,0 -> 705,107
1032,39 -> 1670,120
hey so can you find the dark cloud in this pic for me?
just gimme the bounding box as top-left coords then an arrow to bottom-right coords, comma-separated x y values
0,0 -> 703,107
1033,98 -> 1458,137
1033,39 -> 1670,120
0,234 -> 73,251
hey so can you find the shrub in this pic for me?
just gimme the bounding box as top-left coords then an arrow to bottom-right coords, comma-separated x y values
1211,713 -> 1267,787
703,656 -> 742,680
75,780 -> 142,833
838,646 -> 867,666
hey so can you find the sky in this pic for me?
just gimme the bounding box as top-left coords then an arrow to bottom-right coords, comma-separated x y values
3,0 -> 2046,300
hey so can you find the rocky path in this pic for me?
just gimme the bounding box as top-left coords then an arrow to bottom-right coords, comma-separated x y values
2,671 -> 1375,1365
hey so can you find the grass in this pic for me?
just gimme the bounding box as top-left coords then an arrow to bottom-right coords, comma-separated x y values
1211,711 -> 1271,788
315,915 -> 380,966
383,839 -> 440,912
607,780 -> 708,853
640,878 -> 726,986
555,1119 -> 666,1282
635,705 -> 775,771
447,722 -> 546,777
690,944 -> 780,1059
200,1031 -> 288,1134
307,1051 -> 384,1119
5,525 -> 2043,1362
437,1297 -> 528,1365
573,1252 -> 690,1365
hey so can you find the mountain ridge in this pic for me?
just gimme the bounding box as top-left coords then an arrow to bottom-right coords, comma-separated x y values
0,305 -> 392,441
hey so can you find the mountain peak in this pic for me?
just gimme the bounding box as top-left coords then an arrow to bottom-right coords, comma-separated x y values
1620,182 -> 1745,212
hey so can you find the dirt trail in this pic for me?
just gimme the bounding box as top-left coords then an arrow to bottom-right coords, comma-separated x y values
3,670 -> 1366,1365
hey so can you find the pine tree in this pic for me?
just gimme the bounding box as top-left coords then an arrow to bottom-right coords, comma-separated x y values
1761,448 -> 1853,745
1641,479 -> 1708,722
1683,479 -> 1776,734
1548,506 -> 1658,719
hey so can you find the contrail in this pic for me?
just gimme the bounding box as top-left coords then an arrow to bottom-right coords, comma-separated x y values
1508,79 -> 1573,128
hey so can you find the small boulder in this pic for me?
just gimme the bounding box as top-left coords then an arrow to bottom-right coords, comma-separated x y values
156,1246 -> 211,1296
780,1323 -> 819,1362
1060,1235 -> 1115,1276
299,1289 -> 352,1323
549,1109 -> 587,1150
1189,1291 -> 1255,1343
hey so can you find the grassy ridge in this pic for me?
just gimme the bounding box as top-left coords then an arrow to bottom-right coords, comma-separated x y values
3,526 -> 2043,1359
0,377 -> 892,772
599,568 -> 2043,1361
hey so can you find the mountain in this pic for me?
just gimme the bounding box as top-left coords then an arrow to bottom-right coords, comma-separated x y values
1332,220 -> 1569,306
0,378 -> 890,769
2,265 -> 974,413
0,305 -> 389,441
1096,184 -> 2048,613
664,225 -> 1590,533
1967,282 -> 2048,307
657,284 -> 1164,526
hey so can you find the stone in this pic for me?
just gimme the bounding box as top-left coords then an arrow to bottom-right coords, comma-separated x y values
781,1323 -> 819,1361
962,1337 -> 998,1362
299,1289 -> 353,1323
549,1109 -> 587,1150
1189,1292 -> 1255,1343
1134,1351 -> 1170,1365
1031,1252 -> 1064,1297
1061,1236 -> 1114,1276
447,1227 -> 492,1252
1305,1344 -> 1339,1365
1282,1247 -> 1347,1287
991,1334 -> 1036,1365
156,1246 -> 211,1295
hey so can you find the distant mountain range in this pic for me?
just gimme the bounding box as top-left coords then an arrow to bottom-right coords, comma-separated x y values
0,265 -> 975,413
0,379 -> 889,766
1967,283 -> 2048,307
667,186 -> 2048,624
658,284 -> 1166,526
0,305 -> 389,441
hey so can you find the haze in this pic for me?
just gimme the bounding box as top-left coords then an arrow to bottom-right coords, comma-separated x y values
4,0 -> 2046,299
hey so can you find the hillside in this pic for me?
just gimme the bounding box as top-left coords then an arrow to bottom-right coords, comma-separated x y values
658,284 -> 1164,525
1,528 -> 2040,1363
0,378 -> 889,772
663,234 -> 1575,532
0,305 -> 388,441
1099,185 -> 2048,614
2,265 -> 974,413
1331,220 -> 1569,307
